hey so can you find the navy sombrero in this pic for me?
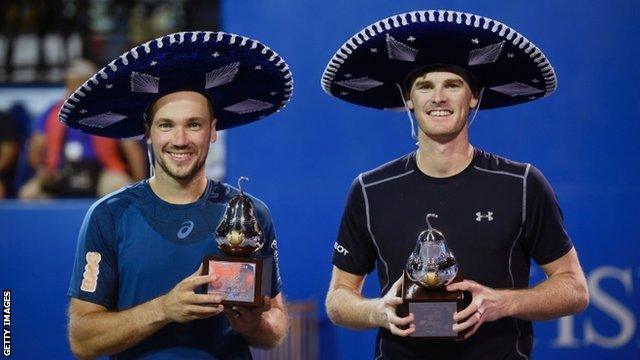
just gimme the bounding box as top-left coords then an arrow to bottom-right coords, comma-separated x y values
59,31 -> 293,138
321,10 -> 556,110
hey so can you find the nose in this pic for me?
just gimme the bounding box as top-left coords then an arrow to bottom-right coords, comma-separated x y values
431,86 -> 447,104
172,126 -> 188,146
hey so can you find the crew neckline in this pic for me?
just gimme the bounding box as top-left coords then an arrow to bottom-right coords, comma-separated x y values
410,148 -> 480,185
144,178 -> 216,209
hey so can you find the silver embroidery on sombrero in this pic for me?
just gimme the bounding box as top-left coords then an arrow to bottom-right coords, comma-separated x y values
386,34 -> 418,62
469,40 -> 506,66
335,77 -> 384,92
205,62 -> 240,89
321,10 -> 558,101
224,99 -> 273,114
78,112 -> 128,128
490,82 -> 544,97
130,72 -> 160,93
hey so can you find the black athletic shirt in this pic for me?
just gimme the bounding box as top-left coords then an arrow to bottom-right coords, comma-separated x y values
332,148 -> 573,360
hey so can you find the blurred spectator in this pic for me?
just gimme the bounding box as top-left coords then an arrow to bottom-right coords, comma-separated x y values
19,59 -> 146,199
0,111 -> 20,198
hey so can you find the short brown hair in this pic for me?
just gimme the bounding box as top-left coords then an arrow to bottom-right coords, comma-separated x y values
403,64 -> 479,99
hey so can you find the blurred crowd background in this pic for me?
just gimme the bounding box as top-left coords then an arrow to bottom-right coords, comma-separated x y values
0,0 -> 224,201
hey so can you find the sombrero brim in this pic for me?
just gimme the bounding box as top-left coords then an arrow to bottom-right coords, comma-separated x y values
321,10 -> 556,110
60,31 -> 293,138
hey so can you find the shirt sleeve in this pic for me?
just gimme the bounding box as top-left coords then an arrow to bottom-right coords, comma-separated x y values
67,201 -> 119,309
332,176 -> 376,275
522,165 -> 573,265
255,201 -> 282,297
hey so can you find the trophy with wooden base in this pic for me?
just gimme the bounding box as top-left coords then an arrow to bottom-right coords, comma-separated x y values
202,177 -> 272,307
397,214 -> 469,340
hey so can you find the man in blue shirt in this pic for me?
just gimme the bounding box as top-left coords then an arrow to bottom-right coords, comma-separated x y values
65,31 -> 293,359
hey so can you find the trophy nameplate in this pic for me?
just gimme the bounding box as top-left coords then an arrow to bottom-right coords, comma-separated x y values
202,255 -> 273,307
397,272 -> 467,340
202,177 -> 271,307
396,213 -> 471,340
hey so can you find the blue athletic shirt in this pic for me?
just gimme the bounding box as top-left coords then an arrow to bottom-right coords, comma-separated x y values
68,179 -> 282,359
332,148 -> 573,360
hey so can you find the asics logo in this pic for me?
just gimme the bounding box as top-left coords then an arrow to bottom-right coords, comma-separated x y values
475,211 -> 494,222
177,221 -> 195,239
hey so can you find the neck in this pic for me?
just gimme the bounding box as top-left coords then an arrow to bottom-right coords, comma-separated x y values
149,169 -> 208,205
415,129 -> 474,178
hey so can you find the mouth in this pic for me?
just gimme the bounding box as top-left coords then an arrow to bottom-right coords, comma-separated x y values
166,150 -> 195,162
427,109 -> 453,117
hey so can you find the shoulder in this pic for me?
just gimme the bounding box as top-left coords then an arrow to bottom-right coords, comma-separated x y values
85,180 -> 146,221
472,148 -> 531,179
359,152 -> 414,186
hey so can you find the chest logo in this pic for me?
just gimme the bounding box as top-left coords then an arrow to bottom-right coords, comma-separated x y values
475,211 -> 494,222
177,220 -> 195,239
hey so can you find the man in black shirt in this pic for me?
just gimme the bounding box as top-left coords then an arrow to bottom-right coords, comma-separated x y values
322,10 -> 589,359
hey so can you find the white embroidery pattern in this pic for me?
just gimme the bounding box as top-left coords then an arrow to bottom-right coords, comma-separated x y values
386,34 -> 418,62
224,99 -> 274,114
335,77 -> 384,91
490,82 -> 544,97
78,112 -> 127,128
205,62 -> 240,89
469,40 -> 505,65
130,71 -> 160,93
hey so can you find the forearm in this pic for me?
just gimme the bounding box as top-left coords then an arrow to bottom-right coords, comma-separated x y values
69,297 -> 169,359
326,286 -> 383,329
504,271 -> 589,321
242,306 -> 289,349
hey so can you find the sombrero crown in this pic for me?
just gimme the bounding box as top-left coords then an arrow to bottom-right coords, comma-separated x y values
60,31 -> 293,138
321,10 -> 556,110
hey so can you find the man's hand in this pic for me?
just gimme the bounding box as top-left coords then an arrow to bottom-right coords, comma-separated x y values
373,276 -> 415,337
224,296 -> 271,334
447,279 -> 510,339
160,264 -> 226,323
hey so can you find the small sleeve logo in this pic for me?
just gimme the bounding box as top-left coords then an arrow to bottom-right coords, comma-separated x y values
80,252 -> 102,293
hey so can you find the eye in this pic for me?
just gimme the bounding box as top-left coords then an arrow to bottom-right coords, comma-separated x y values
158,122 -> 172,130
189,122 -> 203,130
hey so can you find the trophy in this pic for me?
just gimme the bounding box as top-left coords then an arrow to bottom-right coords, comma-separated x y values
202,177 -> 273,307
397,213 -> 469,340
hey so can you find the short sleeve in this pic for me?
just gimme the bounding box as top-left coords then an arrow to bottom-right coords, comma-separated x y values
332,176 -> 376,275
522,166 -> 573,265
67,201 -> 119,309
255,201 -> 283,297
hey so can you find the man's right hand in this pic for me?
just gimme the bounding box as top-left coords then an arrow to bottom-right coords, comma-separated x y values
159,264 -> 226,323
373,276 -> 415,337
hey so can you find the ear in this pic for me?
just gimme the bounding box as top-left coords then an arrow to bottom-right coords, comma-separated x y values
406,99 -> 414,110
469,96 -> 479,109
146,138 -> 152,145
210,118 -> 218,143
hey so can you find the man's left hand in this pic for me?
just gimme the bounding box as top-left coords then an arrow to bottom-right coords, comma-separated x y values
446,280 -> 512,339
224,296 -> 271,335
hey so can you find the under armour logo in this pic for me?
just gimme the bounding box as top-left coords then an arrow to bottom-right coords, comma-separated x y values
177,221 -> 194,239
475,211 -> 494,222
